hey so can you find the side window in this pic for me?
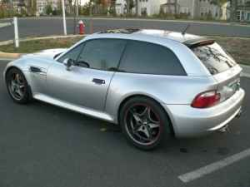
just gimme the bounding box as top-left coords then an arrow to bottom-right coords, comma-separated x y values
119,41 -> 186,76
78,39 -> 127,71
57,43 -> 84,63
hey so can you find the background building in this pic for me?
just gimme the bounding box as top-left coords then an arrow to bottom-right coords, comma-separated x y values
237,0 -> 250,21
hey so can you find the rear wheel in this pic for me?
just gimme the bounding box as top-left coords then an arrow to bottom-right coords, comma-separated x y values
120,96 -> 171,150
6,68 -> 30,104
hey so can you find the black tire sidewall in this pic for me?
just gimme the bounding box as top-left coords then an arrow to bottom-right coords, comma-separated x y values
120,96 -> 170,150
6,68 -> 30,104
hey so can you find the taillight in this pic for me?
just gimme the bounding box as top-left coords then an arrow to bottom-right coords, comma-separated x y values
191,90 -> 221,108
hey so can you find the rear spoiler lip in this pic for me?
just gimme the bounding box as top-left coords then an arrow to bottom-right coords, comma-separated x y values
184,38 -> 215,49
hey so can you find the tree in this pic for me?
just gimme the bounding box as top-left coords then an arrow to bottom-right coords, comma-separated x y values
230,0 -> 238,22
80,2 -> 90,15
45,3 -> 53,15
174,0 -> 178,15
135,0 -> 138,16
125,0 -> 134,15
109,0 -> 117,16
210,0 -> 229,6
27,0 -> 37,16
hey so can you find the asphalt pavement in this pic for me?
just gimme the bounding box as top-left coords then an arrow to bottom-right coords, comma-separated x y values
0,17 -> 250,42
1,60 -> 250,187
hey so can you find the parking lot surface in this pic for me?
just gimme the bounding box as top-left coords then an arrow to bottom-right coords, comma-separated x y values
0,60 -> 250,187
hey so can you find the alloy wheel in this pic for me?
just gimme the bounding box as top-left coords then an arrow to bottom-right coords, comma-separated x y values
8,72 -> 26,101
124,104 -> 162,146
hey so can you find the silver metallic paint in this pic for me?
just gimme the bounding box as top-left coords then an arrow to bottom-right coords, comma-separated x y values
3,30 -> 245,137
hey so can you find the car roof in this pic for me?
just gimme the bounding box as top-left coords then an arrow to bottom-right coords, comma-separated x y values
71,29 -> 213,77
95,29 -> 203,43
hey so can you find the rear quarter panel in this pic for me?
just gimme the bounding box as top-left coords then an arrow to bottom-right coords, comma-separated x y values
105,72 -> 217,123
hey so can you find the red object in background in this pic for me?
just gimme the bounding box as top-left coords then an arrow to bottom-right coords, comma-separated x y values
78,20 -> 85,35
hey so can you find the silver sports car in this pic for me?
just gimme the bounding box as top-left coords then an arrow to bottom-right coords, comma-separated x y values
3,29 -> 245,150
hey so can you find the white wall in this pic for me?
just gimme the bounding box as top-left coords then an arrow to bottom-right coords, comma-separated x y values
115,0 -> 126,15
137,0 -> 166,16
80,0 -> 90,6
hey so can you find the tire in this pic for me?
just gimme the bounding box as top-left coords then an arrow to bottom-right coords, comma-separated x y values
6,68 -> 31,104
119,96 -> 171,150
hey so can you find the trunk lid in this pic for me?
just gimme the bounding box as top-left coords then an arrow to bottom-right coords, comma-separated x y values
213,65 -> 241,102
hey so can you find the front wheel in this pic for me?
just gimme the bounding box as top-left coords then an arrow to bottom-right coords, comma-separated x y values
6,68 -> 30,104
119,97 -> 171,150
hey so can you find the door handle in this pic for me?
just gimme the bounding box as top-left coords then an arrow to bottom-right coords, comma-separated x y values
92,78 -> 105,85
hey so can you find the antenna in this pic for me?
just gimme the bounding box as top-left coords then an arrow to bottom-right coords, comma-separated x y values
182,24 -> 190,35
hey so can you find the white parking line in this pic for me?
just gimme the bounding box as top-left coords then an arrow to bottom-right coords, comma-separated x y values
178,148 -> 250,183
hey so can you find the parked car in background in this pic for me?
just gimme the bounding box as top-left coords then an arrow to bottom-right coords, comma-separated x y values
3,29 -> 245,150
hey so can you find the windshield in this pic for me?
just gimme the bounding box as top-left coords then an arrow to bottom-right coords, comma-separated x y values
192,42 -> 237,75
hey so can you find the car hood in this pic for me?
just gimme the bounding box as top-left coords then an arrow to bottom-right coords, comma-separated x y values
31,48 -> 67,59
4,48 -> 68,75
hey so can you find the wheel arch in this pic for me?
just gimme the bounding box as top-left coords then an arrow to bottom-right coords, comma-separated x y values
117,94 -> 175,136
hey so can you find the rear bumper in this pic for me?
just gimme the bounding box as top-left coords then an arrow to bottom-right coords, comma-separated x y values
164,88 -> 245,138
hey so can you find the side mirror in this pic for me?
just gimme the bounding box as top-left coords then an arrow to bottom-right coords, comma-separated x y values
63,58 -> 74,71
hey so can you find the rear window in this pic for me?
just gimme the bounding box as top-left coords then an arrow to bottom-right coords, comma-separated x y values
192,43 -> 237,75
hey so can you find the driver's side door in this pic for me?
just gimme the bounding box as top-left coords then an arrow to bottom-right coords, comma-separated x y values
46,39 -> 127,112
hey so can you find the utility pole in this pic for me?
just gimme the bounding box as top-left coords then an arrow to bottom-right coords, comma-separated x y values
62,0 -> 67,35
89,1 -> 93,33
76,0 -> 79,16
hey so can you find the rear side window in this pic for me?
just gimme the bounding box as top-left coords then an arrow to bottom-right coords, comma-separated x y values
192,43 -> 236,75
119,41 -> 186,76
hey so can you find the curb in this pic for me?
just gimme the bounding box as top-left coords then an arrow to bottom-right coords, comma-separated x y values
0,52 -> 22,59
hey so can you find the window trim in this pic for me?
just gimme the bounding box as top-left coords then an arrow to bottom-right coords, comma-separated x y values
117,40 -> 187,76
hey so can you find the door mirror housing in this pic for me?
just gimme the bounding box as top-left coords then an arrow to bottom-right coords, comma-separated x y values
63,58 -> 74,71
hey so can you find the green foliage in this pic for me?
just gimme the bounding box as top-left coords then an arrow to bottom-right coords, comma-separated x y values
45,3 -> 53,15
156,8 -> 190,20
210,0 -> 229,6
0,5 -> 17,18
199,11 -> 214,21
109,0 -> 117,16
125,0 -> 135,15
27,0 -> 37,16
80,3 -> 90,15
20,7 -> 28,16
